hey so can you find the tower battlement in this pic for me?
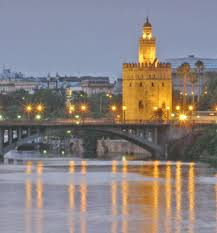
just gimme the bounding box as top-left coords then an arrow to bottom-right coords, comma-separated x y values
123,62 -> 171,70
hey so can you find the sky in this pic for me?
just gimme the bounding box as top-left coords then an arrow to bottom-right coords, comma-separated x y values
0,0 -> 216,78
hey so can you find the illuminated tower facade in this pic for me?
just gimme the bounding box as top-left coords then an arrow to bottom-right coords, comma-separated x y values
139,17 -> 157,65
122,18 -> 172,122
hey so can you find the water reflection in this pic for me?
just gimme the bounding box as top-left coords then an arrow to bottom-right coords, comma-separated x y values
153,161 -> 159,233
81,160 -> 87,175
26,161 -> 33,175
122,160 -> 128,178
36,162 -> 43,233
112,160 -> 117,174
176,162 -> 182,233
20,160 -> 209,233
165,161 -> 171,233
68,164 -> 75,233
80,177 -> 87,233
188,163 -> 195,233
69,161 -> 75,174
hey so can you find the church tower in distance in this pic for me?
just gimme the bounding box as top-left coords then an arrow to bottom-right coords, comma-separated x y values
122,18 -> 172,122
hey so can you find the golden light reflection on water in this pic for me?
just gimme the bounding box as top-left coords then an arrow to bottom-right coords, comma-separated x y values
122,178 -> 128,233
188,163 -> 195,233
69,161 -> 75,174
36,162 -> 43,233
122,160 -> 128,178
152,160 -> 159,233
37,161 -> 43,176
80,177 -> 87,233
68,174 -> 75,233
176,161 -> 182,233
25,177 -> 32,233
112,160 -> 117,174
81,160 -> 87,175
165,161 -> 171,233
26,161 -> 33,174
111,179 -> 117,233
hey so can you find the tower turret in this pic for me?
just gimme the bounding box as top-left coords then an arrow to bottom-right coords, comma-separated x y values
139,17 -> 157,65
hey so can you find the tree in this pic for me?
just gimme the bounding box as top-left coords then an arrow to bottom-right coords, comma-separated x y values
195,60 -> 204,101
189,72 -> 198,106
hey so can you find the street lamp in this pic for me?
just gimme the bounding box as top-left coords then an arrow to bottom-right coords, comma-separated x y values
179,114 -> 188,121
188,105 -> 193,111
69,105 -> 75,114
25,104 -> 32,113
35,114 -> 41,120
111,105 -> 117,123
25,104 -> 32,120
176,105 -> 180,111
80,104 -> 87,123
36,104 -> 44,113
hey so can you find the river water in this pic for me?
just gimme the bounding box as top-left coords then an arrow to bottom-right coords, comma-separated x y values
0,160 -> 216,233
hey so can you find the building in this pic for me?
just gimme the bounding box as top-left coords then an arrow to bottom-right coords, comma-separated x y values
81,77 -> 114,96
122,18 -> 172,121
165,55 -> 217,72
0,80 -> 36,94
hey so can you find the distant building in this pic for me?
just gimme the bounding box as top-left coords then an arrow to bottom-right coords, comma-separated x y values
0,80 -> 36,94
122,18 -> 172,121
81,77 -> 114,96
113,78 -> 122,94
165,55 -> 217,72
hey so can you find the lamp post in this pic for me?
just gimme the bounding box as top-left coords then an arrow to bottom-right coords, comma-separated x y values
111,105 -> 117,123
122,105 -> 126,123
25,104 -> 32,120
80,104 -> 87,124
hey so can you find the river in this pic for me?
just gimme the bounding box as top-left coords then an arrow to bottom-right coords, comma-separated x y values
0,160 -> 216,233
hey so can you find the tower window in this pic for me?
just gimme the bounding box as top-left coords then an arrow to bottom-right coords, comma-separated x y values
138,100 -> 144,110
140,82 -> 143,87
129,82 -> 132,87
151,82 -> 154,87
162,82 -> 164,87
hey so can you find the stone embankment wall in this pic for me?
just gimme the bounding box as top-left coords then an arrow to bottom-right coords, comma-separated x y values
97,138 -> 151,158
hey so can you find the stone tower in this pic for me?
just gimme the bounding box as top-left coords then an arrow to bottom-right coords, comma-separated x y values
122,18 -> 172,122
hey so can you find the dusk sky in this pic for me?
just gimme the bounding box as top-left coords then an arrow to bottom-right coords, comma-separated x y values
0,0 -> 216,78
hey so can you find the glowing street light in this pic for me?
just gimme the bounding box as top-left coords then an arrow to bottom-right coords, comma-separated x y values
25,104 -> 32,113
153,106 -> 158,111
80,104 -> 87,112
111,105 -> 117,112
80,104 -> 87,124
179,114 -> 188,121
69,105 -> 75,114
188,105 -> 193,111
176,105 -> 181,111
35,114 -> 41,120
36,104 -> 44,112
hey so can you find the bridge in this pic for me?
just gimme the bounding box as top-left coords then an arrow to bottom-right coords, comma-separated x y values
0,119 -> 210,158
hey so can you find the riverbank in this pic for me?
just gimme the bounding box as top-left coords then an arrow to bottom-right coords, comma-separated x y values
168,125 -> 217,167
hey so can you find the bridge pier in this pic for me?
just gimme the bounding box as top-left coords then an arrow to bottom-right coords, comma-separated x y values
0,128 -> 3,156
9,128 -> 13,145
